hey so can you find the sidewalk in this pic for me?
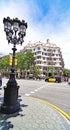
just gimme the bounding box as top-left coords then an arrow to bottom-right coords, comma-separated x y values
0,88 -> 70,130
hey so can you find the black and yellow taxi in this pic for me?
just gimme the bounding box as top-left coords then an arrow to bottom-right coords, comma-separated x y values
45,76 -> 61,83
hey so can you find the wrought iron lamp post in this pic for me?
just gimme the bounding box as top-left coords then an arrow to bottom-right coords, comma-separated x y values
1,17 -> 27,114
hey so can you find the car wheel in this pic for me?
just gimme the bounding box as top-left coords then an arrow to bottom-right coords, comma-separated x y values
56,80 -> 58,83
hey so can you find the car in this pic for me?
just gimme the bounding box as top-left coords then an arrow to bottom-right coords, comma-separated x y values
45,76 -> 61,83
36,75 -> 43,80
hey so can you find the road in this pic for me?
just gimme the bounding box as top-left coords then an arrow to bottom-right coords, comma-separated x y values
2,78 -> 70,115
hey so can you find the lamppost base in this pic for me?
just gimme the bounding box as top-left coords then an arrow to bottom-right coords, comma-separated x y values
1,78 -> 20,114
1,102 -> 20,114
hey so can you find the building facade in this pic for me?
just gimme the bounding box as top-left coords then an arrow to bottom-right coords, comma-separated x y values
22,39 -> 64,75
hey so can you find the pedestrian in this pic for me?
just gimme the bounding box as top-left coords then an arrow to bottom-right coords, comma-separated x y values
0,75 -> 2,87
68,77 -> 70,85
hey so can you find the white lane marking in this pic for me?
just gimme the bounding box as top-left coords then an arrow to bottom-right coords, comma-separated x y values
35,89 -> 38,91
30,91 -> 35,94
40,87 -> 44,89
25,93 -> 31,96
25,85 -> 46,96
41,86 -> 45,88
34,85 -> 46,92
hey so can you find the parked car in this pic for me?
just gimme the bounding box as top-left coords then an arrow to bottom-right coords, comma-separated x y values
45,76 -> 61,83
28,74 -> 34,79
36,75 -> 43,80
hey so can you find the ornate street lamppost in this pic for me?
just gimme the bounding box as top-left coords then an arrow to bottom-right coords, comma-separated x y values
1,17 -> 27,114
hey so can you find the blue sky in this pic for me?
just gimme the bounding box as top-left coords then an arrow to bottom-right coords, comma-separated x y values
0,0 -> 70,69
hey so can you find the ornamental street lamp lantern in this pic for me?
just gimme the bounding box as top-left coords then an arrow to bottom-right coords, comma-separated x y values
1,17 -> 27,114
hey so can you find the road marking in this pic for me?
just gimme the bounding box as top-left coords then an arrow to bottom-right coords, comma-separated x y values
30,91 -> 35,94
37,88 -> 41,90
34,85 -> 46,92
34,89 -> 38,91
25,93 -> 31,96
25,85 -> 46,97
41,86 -> 45,88
30,96 -> 70,121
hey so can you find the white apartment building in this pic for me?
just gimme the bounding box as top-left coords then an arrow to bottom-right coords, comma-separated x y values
22,39 -> 64,75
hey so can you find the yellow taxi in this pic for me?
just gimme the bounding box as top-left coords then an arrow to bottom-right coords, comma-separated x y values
45,76 -> 61,83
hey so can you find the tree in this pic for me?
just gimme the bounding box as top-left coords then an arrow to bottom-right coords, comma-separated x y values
0,55 -> 10,76
24,50 -> 35,70
30,65 -> 40,76
16,50 -> 36,77
62,68 -> 70,77
16,51 -> 25,70
48,66 -> 56,76
0,56 -> 9,70
0,50 -> 41,78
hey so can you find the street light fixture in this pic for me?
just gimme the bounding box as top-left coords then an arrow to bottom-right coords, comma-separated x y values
1,17 -> 27,114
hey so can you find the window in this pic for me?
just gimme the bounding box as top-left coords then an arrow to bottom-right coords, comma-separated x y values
47,49 -> 52,52
45,53 -> 47,56
39,66 -> 42,69
33,48 -> 35,51
53,58 -> 56,61
60,63 -> 62,65
43,57 -> 45,60
48,54 -> 51,56
53,49 -> 56,52
37,56 -> 41,59
36,51 -> 41,54
43,61 -> 46,64
58,49 -> 60,52
43,48 -> 46,51
37,47 -> 40,50
37,61 -> 41,64
43,67 -> 47,70
52,54 -> 55,56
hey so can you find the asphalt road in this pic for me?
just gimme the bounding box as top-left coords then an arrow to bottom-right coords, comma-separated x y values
2,78 -> 70,115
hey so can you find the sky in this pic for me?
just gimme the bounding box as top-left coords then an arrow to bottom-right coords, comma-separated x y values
0,0 -> 70,69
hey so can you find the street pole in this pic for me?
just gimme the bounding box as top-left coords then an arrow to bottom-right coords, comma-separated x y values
1,17 -> 27,114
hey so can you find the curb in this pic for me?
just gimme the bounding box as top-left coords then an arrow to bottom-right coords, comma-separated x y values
29,96 -> 70,121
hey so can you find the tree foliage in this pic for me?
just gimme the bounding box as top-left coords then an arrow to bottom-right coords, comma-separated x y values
48,66 -> 56,76
0,51 -> 39,76
0,56 -> 9,70
16,50 -> 35,71
62,68 -> 70,76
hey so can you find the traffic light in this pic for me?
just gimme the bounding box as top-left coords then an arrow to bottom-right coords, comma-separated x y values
15,59 -> 17,65
9,55 -> 12,66
9,56 -> 17,66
